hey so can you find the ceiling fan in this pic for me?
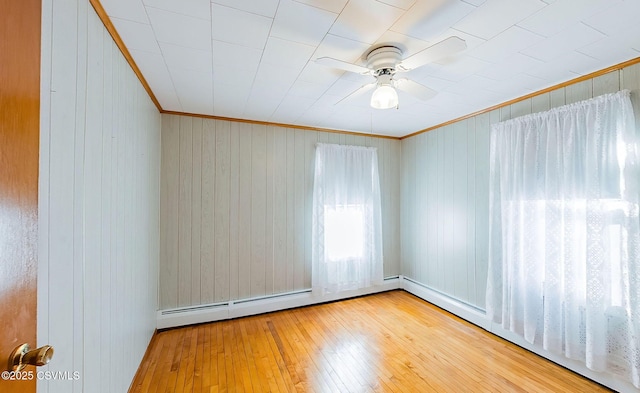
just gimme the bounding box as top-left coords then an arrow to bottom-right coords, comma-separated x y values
315,36 -> 466,109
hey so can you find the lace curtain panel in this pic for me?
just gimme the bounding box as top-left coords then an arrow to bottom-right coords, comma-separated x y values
486,90 -> 640,387
312,143 -> 384,295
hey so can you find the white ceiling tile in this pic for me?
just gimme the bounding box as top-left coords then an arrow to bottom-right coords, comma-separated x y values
391,0 -> 475,41
253,63 -> 300,95
261,37 -> 315,71
404,73 -> 455,92
129,49 -> 182,110
551,51 -> 602,75
378,0 -> 417,10
171,68 -> 214,114
111,18 -> 161,54
425,56 -> 491,81
468,26 -> 543,62
212,40 -> 262,71
146,7 -> 212,50
271,0 -> 337,47
292,0 -> 348,13
272,96 -> 316,122
583,0 -> 639,36
458,89 -> 503,108
288,80 -> 330,100
160,43 -> 212,74
476,53 -> 544,80
211,0 -> 279,17
445,74 -> 496,95
244,92 -> 283,119
523,51 -> 596,82
453,0 -> 546,39
484,73 -> 549,95
213,66 -> 256,88
578,35 -> 640,64
101,0 -> 148,23
517,0 -> 617,37
521,22 -> 604,62
171,68 -> 213,97
213,83 -> 250,117
211,4 -> 272,49
309,93 -> 345,109
297,110 -> 337,127
143,0 -> 210,19
329,0 -> 405,44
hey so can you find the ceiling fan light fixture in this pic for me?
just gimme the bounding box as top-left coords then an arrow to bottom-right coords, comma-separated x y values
370,84 -> 398,109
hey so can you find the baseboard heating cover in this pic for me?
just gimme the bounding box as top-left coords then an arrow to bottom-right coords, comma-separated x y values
157,276 -> 402,329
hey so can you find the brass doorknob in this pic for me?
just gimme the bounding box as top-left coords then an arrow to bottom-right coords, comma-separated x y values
9,344 -> 54,371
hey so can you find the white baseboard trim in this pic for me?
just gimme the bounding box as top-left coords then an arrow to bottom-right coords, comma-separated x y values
401,277 -> 489,330
402,278 -> 638,393
157,277 -> 401,330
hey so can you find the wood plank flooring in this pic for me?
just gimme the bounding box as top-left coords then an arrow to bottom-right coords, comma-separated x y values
130,290 -> 611,392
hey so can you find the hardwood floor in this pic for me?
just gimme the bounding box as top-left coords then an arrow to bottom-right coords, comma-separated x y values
130,290 -> 611,392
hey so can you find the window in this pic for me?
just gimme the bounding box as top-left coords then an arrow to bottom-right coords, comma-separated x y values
486,90 -> 640,387
324,204 -> 365,261
311,144 -> 383,295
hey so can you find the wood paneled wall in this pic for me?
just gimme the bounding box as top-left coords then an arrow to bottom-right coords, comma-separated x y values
160,115 -> 401,310
38,2 -> 161,393
401,65 -> 640,311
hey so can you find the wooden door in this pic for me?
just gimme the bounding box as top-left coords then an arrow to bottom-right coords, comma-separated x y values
0,0 -> 41,392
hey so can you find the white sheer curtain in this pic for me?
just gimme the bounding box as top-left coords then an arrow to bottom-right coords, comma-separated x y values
486,90 -> 640,387
312,143 -> 384,295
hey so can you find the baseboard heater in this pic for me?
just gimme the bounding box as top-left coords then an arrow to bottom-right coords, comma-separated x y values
157,277 -> 402,329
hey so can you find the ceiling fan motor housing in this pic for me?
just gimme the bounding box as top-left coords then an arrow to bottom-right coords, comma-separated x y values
366,46 -> 402,74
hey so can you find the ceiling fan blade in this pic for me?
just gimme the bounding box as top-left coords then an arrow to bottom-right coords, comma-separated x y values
336,83 -> 376,105
315,57 -> 372,75
398,36 -> 467,71
395,78 -> 437,101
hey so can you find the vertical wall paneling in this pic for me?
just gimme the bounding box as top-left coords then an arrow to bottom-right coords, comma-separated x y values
83,13 -> 102,387
621,63 -> 640,149
39,3 -> 161,392
592,71 -> 620,96
160,116 -> 179,308
191,119 -> 203,305
229,122 -> 241,301
238,124 -> 252,300
265,127 -> 275,295
160,117 -> 403,309
215,121 -> 231,302
304,131 -> 317,289
531,93 -> 550,113
474,112 -> 491,308
178,117 -> 193,307
201,120 -> 215,304
293,131 -> 305,291
565,79 -> 593,104
250,124 -> 267,298
465,118 -> 476,305
99,26 -> 113,391
272,127 -> 287,293
285,128 -> 296,292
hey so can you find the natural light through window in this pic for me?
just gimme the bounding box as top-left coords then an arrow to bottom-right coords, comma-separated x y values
511,198 -> 629,307
324,205 -> 365,261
